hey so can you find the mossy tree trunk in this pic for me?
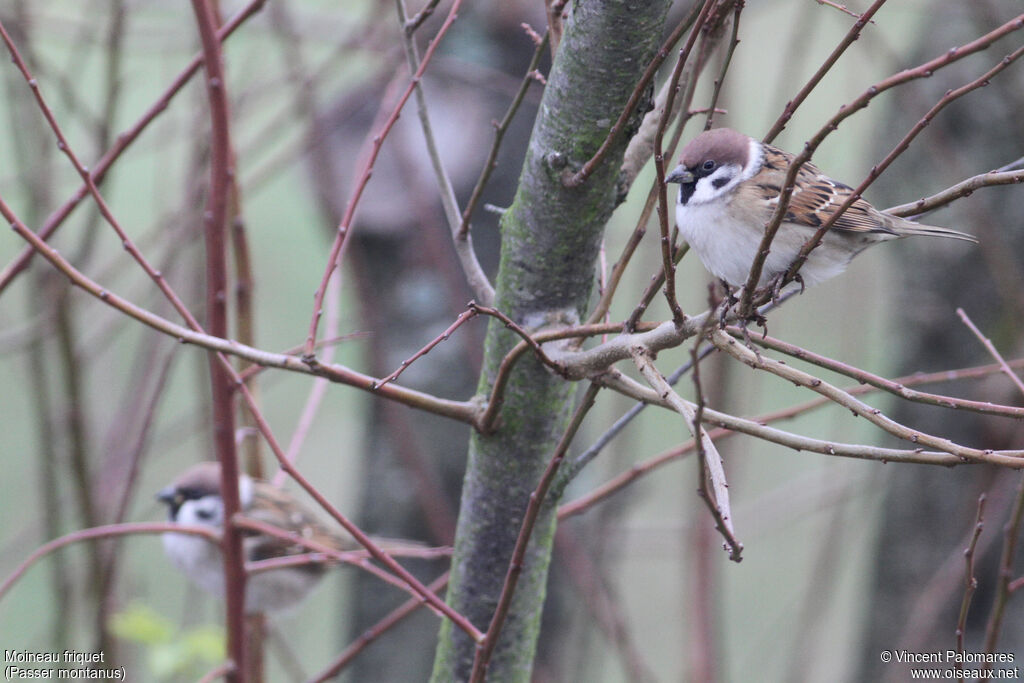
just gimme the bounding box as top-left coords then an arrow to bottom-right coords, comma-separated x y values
429,1 -> 672,680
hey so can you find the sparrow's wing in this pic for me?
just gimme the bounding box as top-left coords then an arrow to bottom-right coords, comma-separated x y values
244,484 -> 351,563
752,145 -> 896,235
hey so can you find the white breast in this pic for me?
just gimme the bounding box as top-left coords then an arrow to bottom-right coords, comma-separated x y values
675,195 -> 865,288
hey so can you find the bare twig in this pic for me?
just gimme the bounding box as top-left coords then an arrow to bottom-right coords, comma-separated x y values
458,30 -> 549,240
983,472 -> 1024,659
710,329 -> 1024,465
310,573 -> 451,682
887,168 -> 1024,218
0,0 -> 268,295
735,327 -> 1024,420
374,306 -> 480,390
651,0 -> 720,325
704,2 -> 743,131
564,0 -> 710,187
396,0 -> 494,304
957,308 -> 1024,397
955,494 -> 986,682
0,522 -> 218,603
304,0 -> 467,357
763,0 -> 889,142
632,347 -> 742,560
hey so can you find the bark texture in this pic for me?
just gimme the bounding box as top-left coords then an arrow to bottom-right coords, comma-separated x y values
429,1 -> 672,680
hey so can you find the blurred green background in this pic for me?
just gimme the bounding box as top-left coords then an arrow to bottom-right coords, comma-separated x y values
1,1 -> 1022,681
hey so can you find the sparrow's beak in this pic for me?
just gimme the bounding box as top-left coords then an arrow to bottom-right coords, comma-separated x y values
665,165 -> 693,185
157,487 -> 183,517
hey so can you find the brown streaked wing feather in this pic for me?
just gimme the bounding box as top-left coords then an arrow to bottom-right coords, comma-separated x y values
245,483 -> 350,563
757,144 -> 895,235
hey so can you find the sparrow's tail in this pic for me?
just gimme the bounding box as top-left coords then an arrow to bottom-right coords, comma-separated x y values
895,220 -> 979,244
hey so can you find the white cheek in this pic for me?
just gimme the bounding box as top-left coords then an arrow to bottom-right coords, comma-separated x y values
176,497 -> 224,527
686,164 -> 742,205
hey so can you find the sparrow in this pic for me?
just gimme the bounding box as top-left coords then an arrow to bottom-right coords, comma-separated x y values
157,461 -> 350,614
665,127 -> 977,290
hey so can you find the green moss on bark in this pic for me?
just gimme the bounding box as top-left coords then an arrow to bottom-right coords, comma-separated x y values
430,2 -> 672,680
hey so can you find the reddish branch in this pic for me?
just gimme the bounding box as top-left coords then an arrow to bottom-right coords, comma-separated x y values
0,522 -> 218,603
188,0 -> 246,678
310,573 -> 452,682
374,307 -> 481,390
303,0 -> 466,358
0,0 -> 267,295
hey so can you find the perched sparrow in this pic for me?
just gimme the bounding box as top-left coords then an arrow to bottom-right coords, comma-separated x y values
157,461 -> 349,614
665,128 -> 977,289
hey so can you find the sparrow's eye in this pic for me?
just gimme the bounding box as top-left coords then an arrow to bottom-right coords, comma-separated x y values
702,160 -> 716,172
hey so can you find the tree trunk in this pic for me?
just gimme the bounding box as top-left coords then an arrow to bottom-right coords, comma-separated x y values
429,1 -> 672,680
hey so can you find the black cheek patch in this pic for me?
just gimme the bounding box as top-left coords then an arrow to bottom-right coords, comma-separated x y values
679,183 -> 696,205
711,176 -> 730,189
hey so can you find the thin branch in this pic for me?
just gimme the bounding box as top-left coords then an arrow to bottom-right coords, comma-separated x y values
763,0 -> 889,142
562,358 -> 1024,519
233,516 -> 446,599
458,29 -> 549,240
563,0 -> 708,187
396,0 -> 494,304
468,384 -> 602,682
374,306 -> 480,390
736,328 -> 1024,420
303,0 -> 467,357
709,329 -> 1024,465
632,346 -> 742,560
886,167 -> 1024,218
403,0 -> 441,33
229,377 -> 484,643
0,522 -> 219,603
957,308 -> 1024,397
309,572 -> 451,682
983,472 -> 1024,659
703,1 -> 743,131
0,0 -> 268,295
651,0 -> 719,325
0,196 -> 482,425
955,494 -> 986,682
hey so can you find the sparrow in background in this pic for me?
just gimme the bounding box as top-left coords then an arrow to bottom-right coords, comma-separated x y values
158,461 -> 349,614
665,128 -> 977,290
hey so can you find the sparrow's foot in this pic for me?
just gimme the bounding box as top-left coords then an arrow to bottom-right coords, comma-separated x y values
716,280 -> 739,329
